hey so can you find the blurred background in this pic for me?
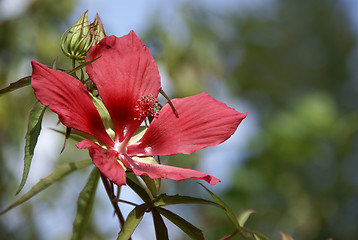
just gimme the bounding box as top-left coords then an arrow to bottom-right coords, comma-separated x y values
1,0 -> 358,239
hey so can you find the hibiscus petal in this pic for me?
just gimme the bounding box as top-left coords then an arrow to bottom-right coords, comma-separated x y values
127,92 -> 247,156
77,140 -> 126,186
31,61 -> 114,147
120,154 -> 220,185
85,31 -> 161,144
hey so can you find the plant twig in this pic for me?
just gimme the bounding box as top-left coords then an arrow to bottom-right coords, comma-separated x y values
100,174 -> 125,228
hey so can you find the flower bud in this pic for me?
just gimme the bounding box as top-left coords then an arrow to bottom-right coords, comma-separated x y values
91,13 -> 106,44
61,11 -> 104,62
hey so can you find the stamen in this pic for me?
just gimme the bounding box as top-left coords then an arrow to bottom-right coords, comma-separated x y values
135,95 -> 160,120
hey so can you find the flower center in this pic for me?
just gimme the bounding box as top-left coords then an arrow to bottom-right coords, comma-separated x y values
135,95 -> 160,119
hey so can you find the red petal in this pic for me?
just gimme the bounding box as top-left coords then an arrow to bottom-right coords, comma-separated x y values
85,31 -> 161,144
127,92 -> 247,156
120,154 -> 220,185
31,61 -> 114,147
77,140 -> 126,186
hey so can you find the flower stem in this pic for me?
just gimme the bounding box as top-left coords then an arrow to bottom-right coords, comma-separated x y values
100,174 -> 125,228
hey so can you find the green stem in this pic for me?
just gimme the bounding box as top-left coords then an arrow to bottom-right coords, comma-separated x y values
100,174 -> 125,228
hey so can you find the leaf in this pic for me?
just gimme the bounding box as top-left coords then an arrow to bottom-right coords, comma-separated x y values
90,93 -> 113,131
50,128 -> 93,143
117,204 -> 147,240
240,227 -> 271,240
71,167 -> 100,240
65,57 -> 100,75
126,174 -> 152,204
280,232 -> 295,240
0,159 -> 92,215
132,156 -> 161,197
16,101 -> 46,194
128,126 -> 147,145
237,209 -> 256,227
157,207 -> 204,240
0,76 -> 31,96
140,175 -> 161,198
199,183 -> 240,230
153,194 -> 224,209
152,208 -> 169,240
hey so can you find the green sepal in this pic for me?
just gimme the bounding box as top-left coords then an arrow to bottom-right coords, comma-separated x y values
0,159 -> 92,215
199,183 -> 240,230
71,167 -> 100,240
152,208 -> 169,240
16,101 -> 46,195
90,93 -> 114,133
153,194 -> 224,209
126,174 -> 152,204
132,156 -> 161,198
0,76 -> 31,96
237,209 -> 256,227
117,204 -> 148,240
128,126 -> 147,145
156,207 -> 204,240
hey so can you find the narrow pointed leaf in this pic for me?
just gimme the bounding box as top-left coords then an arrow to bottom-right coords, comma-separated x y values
132,156 -> 161,197
60,127 -> 72,153
237,209 -> 256,227
0,159 -> 92,215
16,101 -> 46,194
241,227 -> 271,240
90,93 -> 113,131
71,167 -> 100,240
153,194 -> 224,209
157,207 -> 204,240
140,175 -> 161,198
0,76 -> 31,96
117,204 -> 147,240
126,174 -> 152,204
50,128 -> 93,143
199,183 -> 240,230
152,208 -> 169,240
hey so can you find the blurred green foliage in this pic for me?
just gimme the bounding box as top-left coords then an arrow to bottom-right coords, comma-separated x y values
144,1 -> 358,239
0,1 -> 75,239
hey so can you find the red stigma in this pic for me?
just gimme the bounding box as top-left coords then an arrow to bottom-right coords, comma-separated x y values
135,95 -> 160,119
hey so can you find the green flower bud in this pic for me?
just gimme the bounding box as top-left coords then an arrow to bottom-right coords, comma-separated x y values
91,13 -> 106,44
61,11 -> 102,62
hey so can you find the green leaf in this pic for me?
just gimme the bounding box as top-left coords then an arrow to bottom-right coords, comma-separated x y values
140,175 -> 161,198
157,207 -> 204,240
237,209 -> 256,227
50,128 -> 93,143
126,174 -> 152,204
240,227 -> 271,240
65,57 -> 100,75
153,194 -> 224,209
0,159 -> 92,215
0,76 -> 31,96
199,183 -> 240,230
71,167 -> 100,240
90,93 -> 113,132
117,204 -> 147,240
152,208 -> 169,240
128,126 -> 147,145
16,101 -> 46,195
132,156 -> 161,197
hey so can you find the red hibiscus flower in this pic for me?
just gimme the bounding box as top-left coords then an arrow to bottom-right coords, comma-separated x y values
31,31 -> 247,186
